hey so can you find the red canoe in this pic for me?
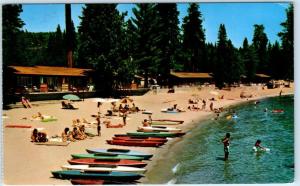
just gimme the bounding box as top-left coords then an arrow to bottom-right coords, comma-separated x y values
5,124 -> 32,128
115,134 -> 167,139
107,139 -> 165,147
112,136 -> 168,143
68,158 -> 147,168
71,179 -> 105,185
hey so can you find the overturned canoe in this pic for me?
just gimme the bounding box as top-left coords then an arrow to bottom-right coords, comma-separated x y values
71,154 -> 144,160
68,158 -> 147,168
126,131 -> 185,138
62,164 -> 146,174
86,148 -> 153,160
138,126 -> 182,133
52,170 -> 143,181
107,140 -> 164,147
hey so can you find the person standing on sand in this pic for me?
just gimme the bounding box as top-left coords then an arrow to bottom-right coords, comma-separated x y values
222,133 -> 231,161
210,102 -> 214,111
96,116 -> 101,136
279,90 -> 283,96
122,113 -> 127,126
202,99 -> 206,110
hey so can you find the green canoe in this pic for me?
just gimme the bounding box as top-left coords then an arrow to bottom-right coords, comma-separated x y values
127,132 -> 185,138
71,153 -> 144,160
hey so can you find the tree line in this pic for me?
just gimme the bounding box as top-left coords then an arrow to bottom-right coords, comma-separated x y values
2,3 -> 294,95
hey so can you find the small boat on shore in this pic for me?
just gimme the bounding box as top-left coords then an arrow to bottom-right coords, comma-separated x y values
138,126 -> 182,133
107,140 -> 165,147
52,170 -> 143,181
150,121 -> 183,125
68,158 -> 147,168
86,148 -> 153,160
62,164 -> 146,174
152,119 -> 184,124
71,154 -> 144,160
71,179 -> 105,185
126,131 -> 185,138
161,109 -> 185,113
112,136 -> 168,143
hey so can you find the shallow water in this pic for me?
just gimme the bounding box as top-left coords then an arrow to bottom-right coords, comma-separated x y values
144,96 -> 294,184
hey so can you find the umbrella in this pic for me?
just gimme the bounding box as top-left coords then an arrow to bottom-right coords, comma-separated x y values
63,94 -> 80,101
120,97 -> 133,104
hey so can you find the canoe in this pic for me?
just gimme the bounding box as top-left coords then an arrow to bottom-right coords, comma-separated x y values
70,179 -> 137,185
107,140 -> 164,147
71,179 -> 105,185
126,131 -> 185,138
71,154 -> 144,160
115,134 -> 167,139
150,121 -> 182,125
152,119 -> 184,124
138,126 -> 182,132
68,158 -> 147,168
5,124 -> 32,128
52,170 -> 143,181
86,148 -> 153,159
62,164 -> 146,174
112,136 -> 168,143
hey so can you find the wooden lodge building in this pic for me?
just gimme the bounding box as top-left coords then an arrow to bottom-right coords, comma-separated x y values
6,66 -> 94,93
169,71 -> 214,86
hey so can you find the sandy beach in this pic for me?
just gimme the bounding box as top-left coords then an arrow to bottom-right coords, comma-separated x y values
2,84 -> 293,185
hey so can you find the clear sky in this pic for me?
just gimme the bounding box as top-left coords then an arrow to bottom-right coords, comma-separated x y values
20,2 -> 290,47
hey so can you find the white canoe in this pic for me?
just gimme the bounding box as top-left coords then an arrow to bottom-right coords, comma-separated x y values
61,164 -> 146,174
138,126 -> 182,132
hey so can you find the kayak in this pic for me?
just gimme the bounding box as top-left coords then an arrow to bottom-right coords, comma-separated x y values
138,126 -> 182,133
150,121 -> 183,125
126,131 -> 185,138
68,158 -> 147,168
152,119 -> 184,124
86,148 -> 153,160
115,134 -> 166,139
52,170 -> 143,181
107,140 -> 165,147
71,179 -> 105,185
62,164 -> 146,174
112,136 -> 168,143
70,179 -> 137,185
71,154 -> 144,160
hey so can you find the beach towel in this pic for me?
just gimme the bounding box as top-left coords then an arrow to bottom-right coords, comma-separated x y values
5,124 -> 32,128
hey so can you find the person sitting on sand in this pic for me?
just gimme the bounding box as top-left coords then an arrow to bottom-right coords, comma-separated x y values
31,128 -> 39,142
62,127 -> 76,142
142,119 -> 150,127
148,115 -> 152,124
78,125 -> 87,139
72,127 -> 85,140
192,105 -> 200,111
21,96 -> 32,108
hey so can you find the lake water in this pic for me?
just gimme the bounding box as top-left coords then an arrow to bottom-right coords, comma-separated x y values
144,95 -> 294,184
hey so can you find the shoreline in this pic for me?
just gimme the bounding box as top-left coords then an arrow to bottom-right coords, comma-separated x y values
141,93 -> 294,184
2,85 -> 294,185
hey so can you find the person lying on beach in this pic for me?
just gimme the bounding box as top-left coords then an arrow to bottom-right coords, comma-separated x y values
32,112 -> 44,120
31,128 -> 48,142
62,127 -> 76,142
21,96 -> 32,108
61,101 -> 76,109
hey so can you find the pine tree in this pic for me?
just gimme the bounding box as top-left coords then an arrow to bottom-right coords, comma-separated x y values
278,4 -> 293,79
131,4 -> 161,88
155,3 -> 180,85
241,38 -> 258,82
268,41 -> 283,79
182,3 -> 206,72
77,4 -> 125,95
252,24 -> 268,74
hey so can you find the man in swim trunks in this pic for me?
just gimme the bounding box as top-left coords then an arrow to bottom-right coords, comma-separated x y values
222,133 -> 230,161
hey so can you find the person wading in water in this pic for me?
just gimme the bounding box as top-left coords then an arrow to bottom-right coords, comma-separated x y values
222,133 -> 231,161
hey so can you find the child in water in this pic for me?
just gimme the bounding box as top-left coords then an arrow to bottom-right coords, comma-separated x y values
254,140 -> 266,151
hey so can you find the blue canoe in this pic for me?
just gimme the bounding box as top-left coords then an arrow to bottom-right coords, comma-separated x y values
86,148 -> 153,160
52,170 -> 143,181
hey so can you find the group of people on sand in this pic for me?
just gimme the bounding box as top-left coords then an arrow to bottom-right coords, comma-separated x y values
61,126 -> 87,142
222,133 -> 267,161
31,128 -> 48,142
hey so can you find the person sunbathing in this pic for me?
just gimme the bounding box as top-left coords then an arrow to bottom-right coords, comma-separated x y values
32,112 -> 44,120
71,127 -> 85,140
62,127 -> 76,142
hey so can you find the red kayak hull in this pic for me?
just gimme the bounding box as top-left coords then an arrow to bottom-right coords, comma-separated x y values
71,179 -> 105,185
115,134 -> 167,139
68,158 -> 147,168
107,140 -> 165,147
112,136 -> 168,143
5,124 -> 32,128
